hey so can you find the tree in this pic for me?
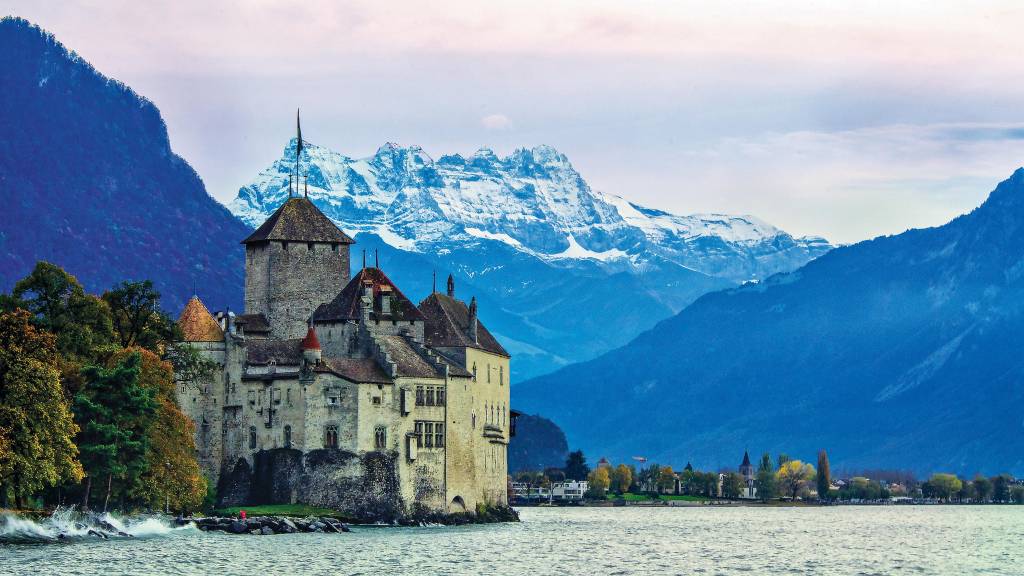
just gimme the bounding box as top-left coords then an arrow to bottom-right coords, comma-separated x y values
586,466 -> 610,499
776,453 -> 791,470
972,475 -> 993,503
777,460 -> 815,500
611,464 -> 633,494
0,310 -> 84,508
756,468 -> 777,502
927,473 -> 962,502
564,450 -> 590,481
759,452 -> 774,474
816,450 -> 831,500
638,464 -> 661,494
1011,486 -> 1024,504
10,262 -> 113,361
75,352 -> 156,511
115,348 -> 206,512
992,475 -> 1011,503
657,466 -> 677,493
721,472 -> 746,499
102,281 -> 178,351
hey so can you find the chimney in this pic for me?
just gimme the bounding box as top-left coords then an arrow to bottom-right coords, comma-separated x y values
468,296 -> 479,344
360,280 -> 373,321
447,274 -> 455,298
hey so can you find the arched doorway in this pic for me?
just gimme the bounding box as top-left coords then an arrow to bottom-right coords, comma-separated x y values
450,496 -> 467,513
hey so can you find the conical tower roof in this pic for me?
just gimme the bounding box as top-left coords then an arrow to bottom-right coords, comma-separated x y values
178,296 -> 224,342
242,197 -> 354,245
301,325 -> 321,350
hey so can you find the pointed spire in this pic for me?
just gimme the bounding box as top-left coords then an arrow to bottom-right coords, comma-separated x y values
289,174 -> 293,198
432,270 -> 437,294
362,249 -> 366,270
304,175 -> 308,198
468,296 -> 479,344
375,249 -> 379,269
447,274 -> 455,298
294,108 -> 303,197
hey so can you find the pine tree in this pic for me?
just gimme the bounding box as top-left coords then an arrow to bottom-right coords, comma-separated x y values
119,348 -> 206,512
74,352 -> 156,511
817,449 -> 831,501
564,450 -> 590,481
0,309 -> 83,508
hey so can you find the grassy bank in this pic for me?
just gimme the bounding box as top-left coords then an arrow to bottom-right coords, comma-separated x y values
212,504 -> 347,518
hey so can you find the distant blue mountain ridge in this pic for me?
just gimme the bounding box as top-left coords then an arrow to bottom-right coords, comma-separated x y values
516,169 -> 1024,476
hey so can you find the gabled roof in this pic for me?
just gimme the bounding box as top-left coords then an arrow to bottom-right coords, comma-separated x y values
316,357 -> 393,384
418,292 -> 509,357
314,267 -> 425,323
235,313 -> 270,333
178,296 -> 224,342
241,197 -> 354,245
246,338 -> 302,365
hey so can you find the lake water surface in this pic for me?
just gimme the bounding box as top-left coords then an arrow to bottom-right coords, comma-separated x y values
3,506 -> 1023,575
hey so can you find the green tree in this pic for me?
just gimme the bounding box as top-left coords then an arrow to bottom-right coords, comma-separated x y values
0,309 -> 84,508
611,463 -> 633,494
115,348 -> 206,513
972,475 -> 993,502
816,450 -> 831,501
657,466 -> 677,493
102,281 -> 179,351
992,475 -> 1011,503
75,352 -> 157,512
721,472 -> 746,499
777,460 -> 815,500
586,467 -> 610,499
755,453 -> 777,501
10,262 -> 113,361
776,453 -> 791,470
564,450 -> 590,481
927,473 -> 962,502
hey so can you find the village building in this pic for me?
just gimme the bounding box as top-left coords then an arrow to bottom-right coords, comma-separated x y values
175,131 -> 512,520
739,450 -> 757,499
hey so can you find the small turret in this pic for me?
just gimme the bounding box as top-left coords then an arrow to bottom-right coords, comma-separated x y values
301,324 -> 321,364
468,296 -> 479,344
447,274 -> 455,298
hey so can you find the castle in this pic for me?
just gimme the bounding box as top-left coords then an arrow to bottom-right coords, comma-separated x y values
175,136 -> 513,519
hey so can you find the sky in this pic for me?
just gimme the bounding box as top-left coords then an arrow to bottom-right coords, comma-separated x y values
8,0 -> 1024,243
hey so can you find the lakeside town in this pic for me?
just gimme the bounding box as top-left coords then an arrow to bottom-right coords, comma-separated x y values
511,450 -> 1024,506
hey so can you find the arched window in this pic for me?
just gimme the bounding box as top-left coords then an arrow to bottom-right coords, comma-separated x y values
284,425 -> 292,448
374,426 -> 387,450
500,366 -> 504,386
472,362 -> 478,382
248,426 -> 257,450
324,425 -> 338,449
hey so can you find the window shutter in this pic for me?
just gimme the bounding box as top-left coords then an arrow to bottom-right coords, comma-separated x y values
406,434 -> 418,462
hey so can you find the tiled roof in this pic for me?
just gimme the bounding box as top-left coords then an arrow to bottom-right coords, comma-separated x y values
314,267 -> 425,323
379,335 -> 443,379
418,292 -> 509,357
235,313 -> 270,333
316,357 -> 393,384
246,338 -> 302,365
241,197 -> 354,245
178,296 -> 224,342
430,348 -> 475,379
301,325 -> 321,350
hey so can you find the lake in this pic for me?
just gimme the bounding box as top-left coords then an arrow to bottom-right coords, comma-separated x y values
3,506 -> 1023,575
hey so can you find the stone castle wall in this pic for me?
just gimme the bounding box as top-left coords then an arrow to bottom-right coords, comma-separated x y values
245,241 -> 350,339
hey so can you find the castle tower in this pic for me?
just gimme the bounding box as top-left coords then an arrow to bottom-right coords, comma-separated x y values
242,197 -> 354,339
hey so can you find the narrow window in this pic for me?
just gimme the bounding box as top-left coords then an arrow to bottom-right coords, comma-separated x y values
286,388 -> 291,405
500,366 -> 504,386
374,426 -> 387,450
282,241 -> 288,251
423,422 -> 434,448
426,387 -> 435,406
284,425 -> 292,448
414,421 -> 424,446
249,426 -> 257,450
487,364 -> 491,383
372,396 -> 382,405
324,425 -> 338,449
434,422 -> 444,448
472,362 -> 477,382
436,387 -> 446,406
416,386 -> 425,406
307,242 -> 314,251
332,244 -> 338,253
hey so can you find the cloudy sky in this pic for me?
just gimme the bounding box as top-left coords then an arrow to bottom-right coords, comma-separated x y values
9,0 -> 1024,243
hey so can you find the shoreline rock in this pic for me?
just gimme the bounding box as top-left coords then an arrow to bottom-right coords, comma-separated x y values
186,505 -> 519,534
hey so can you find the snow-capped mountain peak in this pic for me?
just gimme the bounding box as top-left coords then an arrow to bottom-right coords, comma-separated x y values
228,140 -> 830,282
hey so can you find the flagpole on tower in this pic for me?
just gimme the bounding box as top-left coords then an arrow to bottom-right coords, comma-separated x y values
294,108 -> 304,199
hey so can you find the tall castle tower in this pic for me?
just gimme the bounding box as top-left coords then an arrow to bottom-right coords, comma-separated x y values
242,114 -> 354,339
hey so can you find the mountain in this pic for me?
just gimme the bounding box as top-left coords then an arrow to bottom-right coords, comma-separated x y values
229,139 -> 831,378
515,169 -> 1024,476
508,414 -> 570,474
0,17 -> 249,312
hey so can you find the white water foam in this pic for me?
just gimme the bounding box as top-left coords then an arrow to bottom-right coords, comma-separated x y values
0,507 -> 195,543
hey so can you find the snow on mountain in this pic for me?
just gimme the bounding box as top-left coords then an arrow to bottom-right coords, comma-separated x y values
230,139 -> 830,283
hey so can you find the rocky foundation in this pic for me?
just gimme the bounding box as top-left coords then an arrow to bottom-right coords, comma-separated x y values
189,515 -> 351,535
